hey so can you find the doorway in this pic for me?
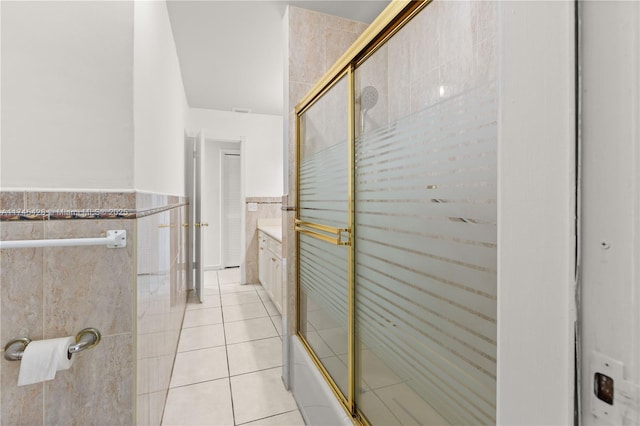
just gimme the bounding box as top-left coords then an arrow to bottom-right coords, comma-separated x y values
201,139 -> 242,271
222,150 -> 241,268
187,132 -> 246,301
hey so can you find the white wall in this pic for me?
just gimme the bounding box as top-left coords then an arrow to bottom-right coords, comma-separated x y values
188,109 -> 283,198
134,2 -> 188,196
0,1 -> 188,195
1,2 -> 3,193
497,2 -> 576,424
202,139 -> 240,269
580,3 -> 640,425
1,2 -> 134,190
282,6 -> 290,196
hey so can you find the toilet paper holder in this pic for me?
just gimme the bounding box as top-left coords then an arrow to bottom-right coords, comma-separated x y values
3,328 -> 101,361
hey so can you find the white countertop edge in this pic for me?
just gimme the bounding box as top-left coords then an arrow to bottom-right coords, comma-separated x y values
258,225 -> 282,242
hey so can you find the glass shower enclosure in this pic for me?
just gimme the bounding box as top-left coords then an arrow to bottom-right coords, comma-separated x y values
295,1 -> 498,424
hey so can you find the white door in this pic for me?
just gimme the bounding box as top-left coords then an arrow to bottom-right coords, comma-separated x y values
222,151 -> 241,267
581,2 -> 640,424
186,131 -> 205,302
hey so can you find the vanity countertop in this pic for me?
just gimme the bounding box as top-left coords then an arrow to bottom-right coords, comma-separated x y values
258,225 -> 282,242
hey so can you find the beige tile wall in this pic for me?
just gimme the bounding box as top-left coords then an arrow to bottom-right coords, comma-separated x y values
0,191 -> 188,426
286,6 -> 368,198
136,201 -> 189,425
356,0 -> 497,125
0,218 -> 135,425
283,5 -> 369,340
0,190 -> 136,211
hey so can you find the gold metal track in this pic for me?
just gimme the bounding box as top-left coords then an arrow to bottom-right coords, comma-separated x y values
293,1 -> 433,423
347,64 -> 356,417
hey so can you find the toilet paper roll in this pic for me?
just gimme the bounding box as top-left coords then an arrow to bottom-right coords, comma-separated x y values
18,336 -> 75,386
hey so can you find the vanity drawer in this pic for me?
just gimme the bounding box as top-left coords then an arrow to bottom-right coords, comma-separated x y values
268,238 -> 281,255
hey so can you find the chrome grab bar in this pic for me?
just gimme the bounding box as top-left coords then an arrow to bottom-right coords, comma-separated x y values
0,230 -> 126,249
3,328 -> 101,361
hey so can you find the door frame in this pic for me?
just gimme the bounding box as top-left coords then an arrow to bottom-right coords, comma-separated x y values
185,131 -> 195,291
201,138 -> 242,271
579,2 -> 640,424
185,131 -> 205,301
200,134 -> 246,283
497,2 -> 577,423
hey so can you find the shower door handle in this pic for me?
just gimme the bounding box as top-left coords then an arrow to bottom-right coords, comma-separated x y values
294,220 -> 350,246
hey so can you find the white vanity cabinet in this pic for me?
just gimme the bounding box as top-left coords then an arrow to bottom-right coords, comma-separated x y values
258,229 -> 282,314
258,232 -> 268,286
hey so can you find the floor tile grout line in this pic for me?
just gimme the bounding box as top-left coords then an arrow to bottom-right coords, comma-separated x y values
234,409 -> 301,426
225,317 -> 279,345
268,315 -> 282,336
250,289 -> 280,338
225,335 -> 282,348
219,270 -> 238,426
255,284 -> 284,320
364,386 -> 404,425
222,301 -> 269,309
222,314 -> 272,324
222,312 -> 273,323
221,303 -> 268,310
186,306 -> 222,311
365,378 -> 413,393
220,299 -> 262,307
177,322 -> 224,331
168,375 -> 231,391
184,305 -> 222,311
175,343 -> 227,354
177,347 -> 224,355
229,364 -> 285,379
181,322 -> 224,329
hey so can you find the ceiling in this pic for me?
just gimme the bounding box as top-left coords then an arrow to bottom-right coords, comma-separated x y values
166,1 -> 390,116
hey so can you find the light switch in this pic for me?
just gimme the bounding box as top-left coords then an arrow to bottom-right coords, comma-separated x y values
248,202 -> 258,212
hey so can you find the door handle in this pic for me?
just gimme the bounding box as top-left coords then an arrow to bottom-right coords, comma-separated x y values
194,223 -> 209,228
294,220 -> 350,245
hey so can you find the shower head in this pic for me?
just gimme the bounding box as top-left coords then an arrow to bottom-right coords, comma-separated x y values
360,86 -> 379,111
359,86 -> 378,134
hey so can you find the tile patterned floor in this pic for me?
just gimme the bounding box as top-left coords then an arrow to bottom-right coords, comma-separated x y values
162,269 -> 305,426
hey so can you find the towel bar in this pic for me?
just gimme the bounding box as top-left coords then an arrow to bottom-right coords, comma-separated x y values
0,230 -> 126,249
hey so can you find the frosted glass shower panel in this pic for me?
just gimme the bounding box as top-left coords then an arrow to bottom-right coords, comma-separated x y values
298,75 -> 350,398
354,3 -> 498,424
299,76 -> 349,228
